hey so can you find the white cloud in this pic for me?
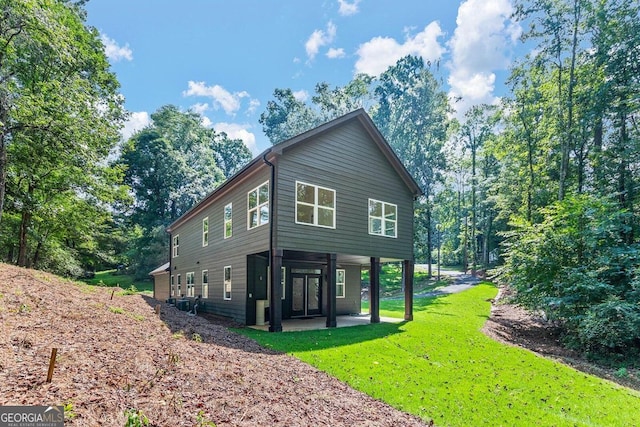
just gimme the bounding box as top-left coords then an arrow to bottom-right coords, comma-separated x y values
305,21 -> 337,61
190,102 -> 210,115
354,22 -> 445,76
121,111 -> 150,140
447,0 -> 521,116
183,81 -> 250,115
326,47 -> 346,59
292,90 -> 309,102
100,33 -> 133,62
338,0 -> 361,16
247,98 -> 261,114
214,122 -> 258,154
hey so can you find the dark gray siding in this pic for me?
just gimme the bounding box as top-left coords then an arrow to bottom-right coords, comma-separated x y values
276,120 -> 415,260
335,264 -> 362,314
170,167 -> 271,323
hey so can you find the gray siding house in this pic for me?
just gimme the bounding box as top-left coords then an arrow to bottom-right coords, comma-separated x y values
164,109 -> 422,331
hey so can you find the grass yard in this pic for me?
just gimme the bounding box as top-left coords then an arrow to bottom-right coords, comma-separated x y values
238,284 -> 640,426
81,269 -> 153,294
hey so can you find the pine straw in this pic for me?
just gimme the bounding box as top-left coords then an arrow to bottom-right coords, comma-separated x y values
0,263 -> 426,426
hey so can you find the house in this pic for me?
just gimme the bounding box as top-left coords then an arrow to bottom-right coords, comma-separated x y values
149,262 -> 170,301
163,109 -> 422,331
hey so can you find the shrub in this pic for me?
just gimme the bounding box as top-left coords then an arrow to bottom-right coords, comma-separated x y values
577,298 -> 640,354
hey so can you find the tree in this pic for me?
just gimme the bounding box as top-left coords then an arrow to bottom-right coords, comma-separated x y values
259,88 -> 321,144
0,0 -> 125,274
373,55 -> 451,276
119,105 -> 251,277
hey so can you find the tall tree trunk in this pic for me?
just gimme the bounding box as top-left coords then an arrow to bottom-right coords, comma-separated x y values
17,209 -> 31,267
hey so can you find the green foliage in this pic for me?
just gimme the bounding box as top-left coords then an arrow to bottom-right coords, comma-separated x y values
502,194 -> 640,355
124,409 -> 149,427
117,105 -> 251,278
0,0 -> 126,275
240,285 -> 640,426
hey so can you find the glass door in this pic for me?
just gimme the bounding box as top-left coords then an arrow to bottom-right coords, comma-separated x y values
291,274 -> 322,317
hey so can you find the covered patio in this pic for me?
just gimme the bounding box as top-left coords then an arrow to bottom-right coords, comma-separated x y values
249,313 -> 404,332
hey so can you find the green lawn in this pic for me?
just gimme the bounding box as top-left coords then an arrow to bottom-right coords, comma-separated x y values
81,270 -> 153,294
238,284 -> 640,426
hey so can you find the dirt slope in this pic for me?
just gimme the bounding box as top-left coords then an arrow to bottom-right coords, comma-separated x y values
0,264 -> 426,426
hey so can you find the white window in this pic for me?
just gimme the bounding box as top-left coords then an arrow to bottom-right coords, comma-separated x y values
268,266 -> 287,300
186,272 -> 195,297
224,266 -> 232,300
248,182 -> 269,229
177,274 -> 182,297
336,269 -> 346,298
368,199 -> 397,238
202,217 -> 209,247
170,275 -> 175,297
172,235 -> 179,257
201,270 -> 208,299
224,203 -> 232,238
296,181 -> 336,228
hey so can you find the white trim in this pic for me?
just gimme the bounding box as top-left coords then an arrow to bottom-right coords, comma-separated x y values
224,203 -> 233,239
368,198 -> 398,238
172,234 -> 179,258
202,217 -> 209,247
247,181 -> 269,230
186,272 -> 195,297
295,181 -> 336,229
201,270 -> 209,299
336,269 -> 346,298
223,265 -> 232,300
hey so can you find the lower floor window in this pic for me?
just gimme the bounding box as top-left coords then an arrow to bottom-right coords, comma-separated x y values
186,272 -> 195,297
336,269 -> 346,298
224,266 -> 232,300
170,275 -> 175,297
201,270 -> 208,299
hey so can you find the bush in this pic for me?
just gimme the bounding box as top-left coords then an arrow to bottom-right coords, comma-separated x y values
502,194 -> 640,356
577,298 -> 640,354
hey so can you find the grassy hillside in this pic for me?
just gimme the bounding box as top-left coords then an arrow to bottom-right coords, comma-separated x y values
240,284 -> 640,426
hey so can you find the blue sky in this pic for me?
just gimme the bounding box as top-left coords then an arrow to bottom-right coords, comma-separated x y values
85,0 -> 522,154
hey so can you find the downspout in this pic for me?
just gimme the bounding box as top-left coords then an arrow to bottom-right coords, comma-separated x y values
262,152 -> 282,331
262,152 -> 275,268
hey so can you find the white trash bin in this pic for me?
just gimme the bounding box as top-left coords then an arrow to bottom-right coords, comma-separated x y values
256,300 -> 267,326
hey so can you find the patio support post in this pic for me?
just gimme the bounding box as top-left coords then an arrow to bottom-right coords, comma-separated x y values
404,259 -> 414,321
269,249 -> 283,332
326,253 -> 337,328
370,257 -> 380,323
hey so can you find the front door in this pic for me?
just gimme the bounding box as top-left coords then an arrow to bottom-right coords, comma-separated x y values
291,273 -> 322,317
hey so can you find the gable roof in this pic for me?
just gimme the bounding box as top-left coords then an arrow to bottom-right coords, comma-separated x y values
272,108 -> 422,196
167,109 -> 422,232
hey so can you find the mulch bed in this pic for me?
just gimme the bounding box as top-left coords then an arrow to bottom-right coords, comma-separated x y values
0,264 -> 428,426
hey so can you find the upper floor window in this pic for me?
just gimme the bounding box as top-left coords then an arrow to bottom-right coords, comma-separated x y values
224,203 -> 232,239
172,235 -> 179,257
368,199 -> 397,238
248,182 -> 269,229
202,217 -> 209,247
296,181 -> 336,228
336,269 -> 346,298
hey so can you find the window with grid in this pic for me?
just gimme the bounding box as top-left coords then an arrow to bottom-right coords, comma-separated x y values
295,181 -> 335,228
172,235 -> 179,257
248,182 -> 269,229
202,217 -> 209,247
336,269 -> 346,298
224,203 -> 232,238
186,272 -> 195,297
223,266 -> 232,300
368,199 -> 397,238
201,270 -> 208,299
